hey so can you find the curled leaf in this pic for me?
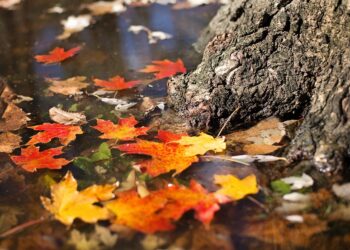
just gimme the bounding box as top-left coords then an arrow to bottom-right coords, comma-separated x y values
49,107 -> 87,125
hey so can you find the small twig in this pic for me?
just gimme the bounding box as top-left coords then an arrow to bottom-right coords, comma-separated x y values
216,107 -> 240,137
247,196 -> 269,212
200,155 -> 249,165
0,216 -> 48,238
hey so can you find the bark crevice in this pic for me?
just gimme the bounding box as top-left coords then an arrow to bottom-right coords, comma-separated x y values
168,0 -> 350,171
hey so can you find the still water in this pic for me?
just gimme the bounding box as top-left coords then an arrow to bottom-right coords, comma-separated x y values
0,1 -> 344,250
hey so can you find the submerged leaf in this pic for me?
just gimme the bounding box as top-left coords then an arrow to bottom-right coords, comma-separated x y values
90,142 -> 112,162
271,180 -> 292,195
0,132 -> 21,153
35,47 -> 81,64
41,171 -> 117,225
11,146 -> 70,172
140,59 -> 186,79
47,76 -> 89,96
93,116 -> 149,141
0,103 -> 29,132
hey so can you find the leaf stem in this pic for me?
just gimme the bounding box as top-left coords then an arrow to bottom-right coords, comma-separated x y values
0,216 -> 48,238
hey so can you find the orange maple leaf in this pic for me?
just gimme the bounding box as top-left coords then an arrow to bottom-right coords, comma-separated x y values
93,76 -> 141,91
41,171 -> 116,225
92,116 -> 149,141
11,146 -> 70,172
105,180 -> 219,233
156,130 -> 186,142
27,123 -> 83,146
140,59 -> 187,79
35,47 -> 80,64
116,131 -> 198,177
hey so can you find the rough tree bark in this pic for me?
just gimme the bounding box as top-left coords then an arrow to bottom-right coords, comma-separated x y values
168,0 -> 350,172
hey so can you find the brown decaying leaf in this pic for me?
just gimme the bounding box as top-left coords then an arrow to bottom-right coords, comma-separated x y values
225,117 -> 286,154
241,214 -> 327,247
0,0 -> 22,9
0,103 -> 29,132
169,224 -> 233,250
0,132 -> 21,153
47,76 -> 89,96
82,1 -> 126,16
49,107 -> 87,125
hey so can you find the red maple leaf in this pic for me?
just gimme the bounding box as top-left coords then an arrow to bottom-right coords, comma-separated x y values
93,76 -> 141,91
92,116 -> 149,141
11,146 -> 70,172
35,47 -> 81,64
140,59 -> 187,79
27,123 -> 83,146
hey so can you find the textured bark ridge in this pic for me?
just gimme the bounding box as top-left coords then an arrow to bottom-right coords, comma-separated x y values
168,0 -> 350,172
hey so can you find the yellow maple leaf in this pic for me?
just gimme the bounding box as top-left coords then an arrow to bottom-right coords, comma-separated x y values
174,132 -> 226,156
214,174 -> 259,200
41,171 -> 117,225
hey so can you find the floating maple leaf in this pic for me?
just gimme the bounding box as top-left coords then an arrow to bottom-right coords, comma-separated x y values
49,107 -> 87,125
174,132 -> 226,156
156,130 -> 186,142
41,171 -> 117,225
47,76 -> 89,96
92,116 -> 149,141
105,180 -> 219,233
11,146 -> 70,172
214,174 -> 259,200
117,131 -> 226,176
93,76 -> 141,91
27,123 -> 83,146
116,134 -> 198,177
35,47 -> 80,64
140,59 -> 186,79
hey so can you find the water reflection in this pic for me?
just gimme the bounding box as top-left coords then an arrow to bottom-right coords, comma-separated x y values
0,2 -> 221,248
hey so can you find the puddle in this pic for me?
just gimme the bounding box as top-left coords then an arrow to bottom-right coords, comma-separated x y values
1,1 -> 347,250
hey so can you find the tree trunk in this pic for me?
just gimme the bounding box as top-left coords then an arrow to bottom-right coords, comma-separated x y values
167,0 -> 350,172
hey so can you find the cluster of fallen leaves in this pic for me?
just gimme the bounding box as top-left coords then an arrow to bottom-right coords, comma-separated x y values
3,43 -> 261,234
41,169 -> 258,233
8,107 -> 259,233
